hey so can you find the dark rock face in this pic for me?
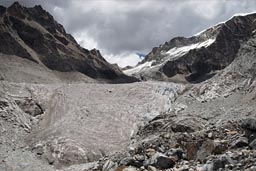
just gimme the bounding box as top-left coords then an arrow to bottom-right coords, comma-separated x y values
151,154 -> 175,169
0,31 -> 35,61
249,139 -> 256,149
15,98 -> 44,117
231,137 -> 249,148
0,2 -> 138,83
0,6 -> 6,16
212,158 -> 226,171
135,13 -> 256,82
241,118 -> 256,131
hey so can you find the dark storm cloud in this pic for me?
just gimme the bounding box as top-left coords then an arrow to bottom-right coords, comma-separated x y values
1,0 -> 256,66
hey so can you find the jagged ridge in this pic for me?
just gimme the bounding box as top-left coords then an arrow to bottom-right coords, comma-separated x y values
125,13 -> 256,82
0,2 -> 138,83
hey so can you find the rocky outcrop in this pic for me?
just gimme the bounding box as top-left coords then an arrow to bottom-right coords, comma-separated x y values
94,117 -> 256,171
126,13 -> 256,82
0,2 -> 138,83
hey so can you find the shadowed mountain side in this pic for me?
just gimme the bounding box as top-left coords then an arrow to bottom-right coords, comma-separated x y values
125,13 -> 256,83
0,2 -> 138,83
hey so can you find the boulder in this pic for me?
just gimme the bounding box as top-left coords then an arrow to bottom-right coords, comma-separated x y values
118,156 -> 143,168
167,148 -> 184,161
196,139 -> 228,162
212,140 -> 228,155
102,160 -> 117,171
122,166 -> 138,171
196,140 -> 215,162
212,159 -> 225,171
15,98 -> 44,117
241,118 -> 256,131
134,154 -> 145,162
186,142 -> 198,160
119,157 -> 134,166
174,165 -> 190,171
249,139 -> 256,149
62,162 -> 99,171
147,166 -> 158,171
231,137 -> 249,148
150,152 -> 175,169
145,148 -> 156,157
201,154 -> 233,171
241,118 -> 256,142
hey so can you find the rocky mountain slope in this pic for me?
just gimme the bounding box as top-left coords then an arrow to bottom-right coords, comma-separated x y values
0,2 -> 137,83
110,31 -> 256,171
124,13 -> 256,83
1,2 -> 256,171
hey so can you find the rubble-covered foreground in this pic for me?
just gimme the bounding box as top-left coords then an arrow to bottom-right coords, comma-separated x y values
81,70 -> 256,171
0,81 -> 186,171
81,33 -> 256,171
1,66 -> 256,171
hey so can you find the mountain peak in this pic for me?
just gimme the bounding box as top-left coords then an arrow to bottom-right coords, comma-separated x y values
125,12 -> 256,83
0,2 -> 138,83
9,1 -> 22,8
7,1 -> 26,19
33,4 -> 43,10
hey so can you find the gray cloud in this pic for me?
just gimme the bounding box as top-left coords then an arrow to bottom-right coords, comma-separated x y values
1,0 -> 256,67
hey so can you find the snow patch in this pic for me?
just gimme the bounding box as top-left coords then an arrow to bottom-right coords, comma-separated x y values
231,12 -> 256,18
165,38 -> 215,58
124,61 -> 155,75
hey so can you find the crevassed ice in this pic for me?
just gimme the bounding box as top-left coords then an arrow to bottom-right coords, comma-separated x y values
165,38 -> 216,58
124,60 -> 155,75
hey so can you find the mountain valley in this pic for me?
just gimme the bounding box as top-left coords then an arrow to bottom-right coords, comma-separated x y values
1,2 -> 256,171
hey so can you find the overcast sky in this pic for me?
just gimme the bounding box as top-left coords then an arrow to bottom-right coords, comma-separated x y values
1,0 -> 256,67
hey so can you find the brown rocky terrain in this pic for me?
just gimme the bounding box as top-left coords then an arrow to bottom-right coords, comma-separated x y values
1,2 -> 256,171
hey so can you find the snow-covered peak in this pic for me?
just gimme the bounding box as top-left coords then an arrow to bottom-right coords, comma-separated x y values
124,38 -> 216,76
193,12 -> 256,37
230,11 -> 256,18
